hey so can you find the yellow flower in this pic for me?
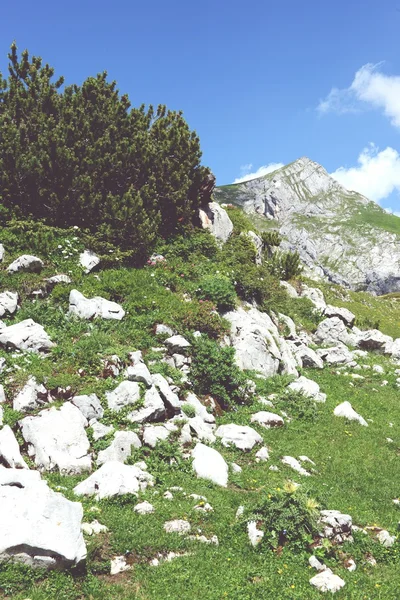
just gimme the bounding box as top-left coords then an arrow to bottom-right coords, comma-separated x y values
291,585 -> 295,589
306,497 -> 319,511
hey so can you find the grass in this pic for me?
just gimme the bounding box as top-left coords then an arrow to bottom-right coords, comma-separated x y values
0,220 -> 400,599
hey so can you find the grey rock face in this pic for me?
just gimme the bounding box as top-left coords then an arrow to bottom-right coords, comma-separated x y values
106,381 -> 140,412
97,431 -> 141,465
72,394 -> 104,421
0,468 -> 86,569
216,157 -> 400,294
19,402 -> 92,474
198,202 -> 233,243
7,255 -> 43,274
69,290 -> 125,320
0,291 -> 18,317
0,319 -> 54,353
127,386 -> 166,423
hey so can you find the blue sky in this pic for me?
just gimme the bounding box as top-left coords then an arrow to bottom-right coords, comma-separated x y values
2,0 -> 400,209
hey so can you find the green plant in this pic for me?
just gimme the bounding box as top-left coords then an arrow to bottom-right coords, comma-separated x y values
267,250 -> 303,281
180,300 -> 229,339
261,230 -> 282,249
191,336 -> 247,409
195,274 -> 236,311
181,403 -> 196,418
246,482 -> 320,551
273,389 -> 319,422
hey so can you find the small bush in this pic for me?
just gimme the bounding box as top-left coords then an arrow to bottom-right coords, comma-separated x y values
180,300 -> 229,339
225,206 -> 254,233
181,403 -> 196,418
273,389 -> 319,422
261,230 -> 282,249
195,275 -> 237,311
246,482 -> 320,551
267,250 -> 303,281
191,336 -> 247,409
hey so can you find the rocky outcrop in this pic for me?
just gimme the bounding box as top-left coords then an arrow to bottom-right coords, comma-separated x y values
0,319 -> 54,353
216,157 -> 400,294
198,202 -> 233,243
69,290 -> 125,320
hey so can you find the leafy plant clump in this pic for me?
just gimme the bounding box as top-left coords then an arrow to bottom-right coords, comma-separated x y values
195,274 -> 237,311
247,482 -> 320,551
0,43 -> 213,263
190,336 -> 247,409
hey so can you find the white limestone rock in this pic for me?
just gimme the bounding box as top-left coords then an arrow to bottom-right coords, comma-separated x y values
72,394 -> 104,421
74,461 -> 154,500
355,329 -> 393,352
188,416 -> 216,443
377,529 -> 396,547
247,521 -> 264,547
7,255 -> 43,274
288,376 -> 326,403
164,335 -> 191,354
255,446 -> 270,462
324,305 -> 355,327
280,280 -> 298,298
155,324 -> 175,336
45,274 -> 72,286
90,420 -> 114,441
250,411 -> 284,428
125,363 -> 153,388
79,250 -> 100,273
184,392 -> 215,424
110,555 -> 131,575
281,455 -> 311,476
314,317 -> 355,347
106,381 -> 141,412
300,285 -> 326,311
164,519 -> 191,535
192,442 -> 228,487
0,425 -> 28,468
97,430 -> 141,465
69,289 -> 125,320
319,510 -> 353,543
0,319 -> 54,353
143,424 -> 172,448
81,520 -> 108,535
244,230 -> 263,264
0,468 -> 86,569
127,385 -> 166,423
215,423 -> 262,451
134,500 -> 155,514
19,402 -> 92,474
293,344 -> 324,369
198,202 -> 233,243
317,344 -> 354,365
13,377 -> 48,412
309,569 -> 345,593
333,401 -> 368,426
152,373 -> 182,414
0,291 -> 18,317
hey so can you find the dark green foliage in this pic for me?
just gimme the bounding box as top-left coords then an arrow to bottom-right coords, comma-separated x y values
356,315 -> 381,331
221,232 -> 257,266
191,336 -> 247,409
261,230 -> 282,249
268,250 -> 303,280
158,229 -> 219,261
180,300 -> 230,339
0,44 -> 212,262
273,389 -> 319,422
195,275 -> 237,311
247,485 -> 320,551
225,206 -> 254,232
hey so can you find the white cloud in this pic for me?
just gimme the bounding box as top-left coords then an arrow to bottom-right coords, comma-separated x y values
330,144 -> 400,202
317,63 -> 400,128
234,162 -> 284,183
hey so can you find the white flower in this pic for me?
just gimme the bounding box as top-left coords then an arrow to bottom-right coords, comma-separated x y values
58,244 -> 62,249
150,273 -> 155,277
73,225 -> 79,230
109,250 -> 113,253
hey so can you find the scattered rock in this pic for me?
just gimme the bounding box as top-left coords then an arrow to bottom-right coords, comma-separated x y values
247,521 -> 264,547
127,386 -> 166,423
188,416 -> 216,443
215,423 -> 262,451
324,305 -> 355,327
125,363 -> 153,388
164,519 -> 191,535
317,345 -> 354,365
19,402 -> 92,474
13,377 -> 48,412
110,555 -> 131,575
0,319 -> 54,353
288,375 -> 326,402
0,291 -> 18,317
0,468 -> 86,569
319,510 -> 353,543
0,425 -> 28,468
192,442 -> 228,487
250,411 -> 284,428
293,345 -> 324,369
45,274 -> 72,286
333,401 -> 368,426
134,501 -> 155,514
90,420 -> 114,441
74,461 -> 154,500
376,529 -> 396,547
81,520 -> 108,535
152,373 -> 182,414
280,280 -> 298,298
143,424 -> 172,448
281,456 -> 311,476
97,431 -> 141,465
314,317 -> 355,347
309,568 -> 345,593
106,381 -> 141,412
184,392 -> 215,424
155,324 -> 175,336
355,329 -> 392,352
72,394 -> 104,421
69,290 -> 125,320
164,335 -> 191,354
7,255 -> 43,274
255,447 -> 270,462
79,250 -> 100,274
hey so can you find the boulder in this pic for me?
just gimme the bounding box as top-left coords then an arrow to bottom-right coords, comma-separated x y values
19,402 -> 92,474
319,510 -> 353,543
97,431 -> 141,465
281,455 -> 311,476
0,291 -> 18,317
0,319 -> 54,353
198,202 -> 233,243
250,411 -> 284,428
184,392 -> 215,424
106,381 -> 141,412
300,285 -> 326,311
155,324 -> 175,336
188,416 -> 216,443
72,394 -> 104,421
79,250 -> 100,274
90,420 -> 114,441
73,461 -> 154,500
152,373 -> 182,414
324,305 -> 355,327
215,424 -> 262,451
143,424 -> 172,448
293,345 -> 324,369
314,317 -> 355,347
69,289 -> 125,320
125,363 -> 153,388
280,280 -> 298,298
309,569 -> 345,593
355,329 -> 393,352
333,401 -> 368,426
288,376 -> 326,403
316,344 -> 354,365
7,255 -> 43,274
192,442 -> 228,487
0,425 -> 28,468
164,335 -> 191,354
0,468 -> 86,569
13,377 -> 48,412
127,386 -> 166,423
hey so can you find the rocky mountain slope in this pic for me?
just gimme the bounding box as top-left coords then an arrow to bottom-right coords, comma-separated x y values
216,157 -> 400,294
